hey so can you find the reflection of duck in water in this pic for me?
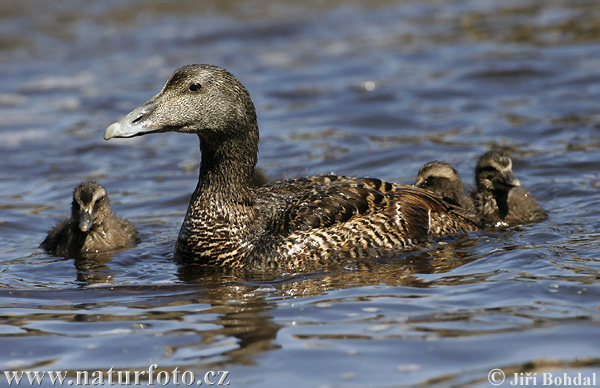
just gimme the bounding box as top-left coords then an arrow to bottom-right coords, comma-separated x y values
41,181 -> 138,257
470,150 -> 547,226
172,230 -> 479,371
413,161 -> 473,210
104,64 -> 485,271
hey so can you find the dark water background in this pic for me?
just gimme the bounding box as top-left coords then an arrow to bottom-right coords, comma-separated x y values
1,0 -> 600,387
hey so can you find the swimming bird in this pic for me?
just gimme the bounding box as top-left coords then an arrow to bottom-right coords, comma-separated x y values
104,64 -> 484,270
41,181 -> 138,256
470,150 -> 546,226
413,161 -> 474,210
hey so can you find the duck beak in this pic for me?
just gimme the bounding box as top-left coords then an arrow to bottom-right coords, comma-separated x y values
104,95 -> 166,140
503,171 -> 521,188
79,211 -> 93,232
105,105 -> 152,140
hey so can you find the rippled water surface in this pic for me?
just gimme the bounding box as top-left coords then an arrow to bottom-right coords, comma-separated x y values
1,0 -> 600,386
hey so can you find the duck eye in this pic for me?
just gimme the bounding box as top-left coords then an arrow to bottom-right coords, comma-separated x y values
93,196 -> 105,210
189,83 -> 202,92
479,166 -> 497,174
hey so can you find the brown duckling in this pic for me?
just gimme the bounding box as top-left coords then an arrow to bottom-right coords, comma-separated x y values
470,150 -> 547,226
413,161 -> 474,210
41,181 -> 138,256
104,64 -> 485,271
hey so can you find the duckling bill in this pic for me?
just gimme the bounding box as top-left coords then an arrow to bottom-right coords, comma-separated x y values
41,181 -> 138,257
104,64 -> 485,270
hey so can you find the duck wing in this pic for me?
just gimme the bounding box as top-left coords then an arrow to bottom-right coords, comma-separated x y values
274,177 -> 388,233
259,176 -> 481,241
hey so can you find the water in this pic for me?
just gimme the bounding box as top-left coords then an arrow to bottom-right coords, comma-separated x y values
1,0 -> 600,386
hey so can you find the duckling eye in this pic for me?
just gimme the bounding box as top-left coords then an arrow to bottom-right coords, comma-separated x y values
189,83 -> 202,92
481,167 -> 498,173
93,196 -> 106,210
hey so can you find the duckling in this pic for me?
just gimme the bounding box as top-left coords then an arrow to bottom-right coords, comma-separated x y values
470,150 -> 547,226
413,161 -> 474,210
41,181 -> 138,256
104,64 -> 485,271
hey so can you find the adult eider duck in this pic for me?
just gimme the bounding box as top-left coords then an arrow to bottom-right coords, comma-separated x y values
413,161 -> 474,210
470,150 -> 547,226
41,181 -> 138,256
104,64 -> 484,270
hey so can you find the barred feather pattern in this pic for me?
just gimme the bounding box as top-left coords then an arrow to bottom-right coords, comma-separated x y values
175,175 -> 483,271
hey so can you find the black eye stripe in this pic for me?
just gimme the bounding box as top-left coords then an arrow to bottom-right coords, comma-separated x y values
189,83 -> 202,92
480,166 -> 498,173
93,196 -> 106,208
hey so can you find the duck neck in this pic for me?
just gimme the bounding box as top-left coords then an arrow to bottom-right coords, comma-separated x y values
195,129 -> 258,205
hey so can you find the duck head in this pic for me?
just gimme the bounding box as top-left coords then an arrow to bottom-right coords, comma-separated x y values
414,161 -> 462,192
72,182 -> 110,233
104,64 -> 258,145
475,150 -> 521,193
413,160 -> 465,206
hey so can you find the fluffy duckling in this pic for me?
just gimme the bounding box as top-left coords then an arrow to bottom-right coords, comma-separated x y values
104,64 -> 485,271
413,161 -> 474,210
41,181 -> 138,256
470,150 -> 546,226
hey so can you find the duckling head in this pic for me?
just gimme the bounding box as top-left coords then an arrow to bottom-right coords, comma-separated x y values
413,161 -> 465,206
72,182 -> 110,233
414,161 -> 462,191
475,150 -> 521,193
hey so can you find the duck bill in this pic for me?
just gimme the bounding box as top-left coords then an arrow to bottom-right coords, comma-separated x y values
104,96 -> 166,140
504,171 -> 521,188
79,211 -> 93,232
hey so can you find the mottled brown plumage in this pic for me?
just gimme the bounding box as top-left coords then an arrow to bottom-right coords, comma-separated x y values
470,150 -> 547,226
41,181 -> 138,257
413,161 -> 474,210
104,64 -> 484,271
